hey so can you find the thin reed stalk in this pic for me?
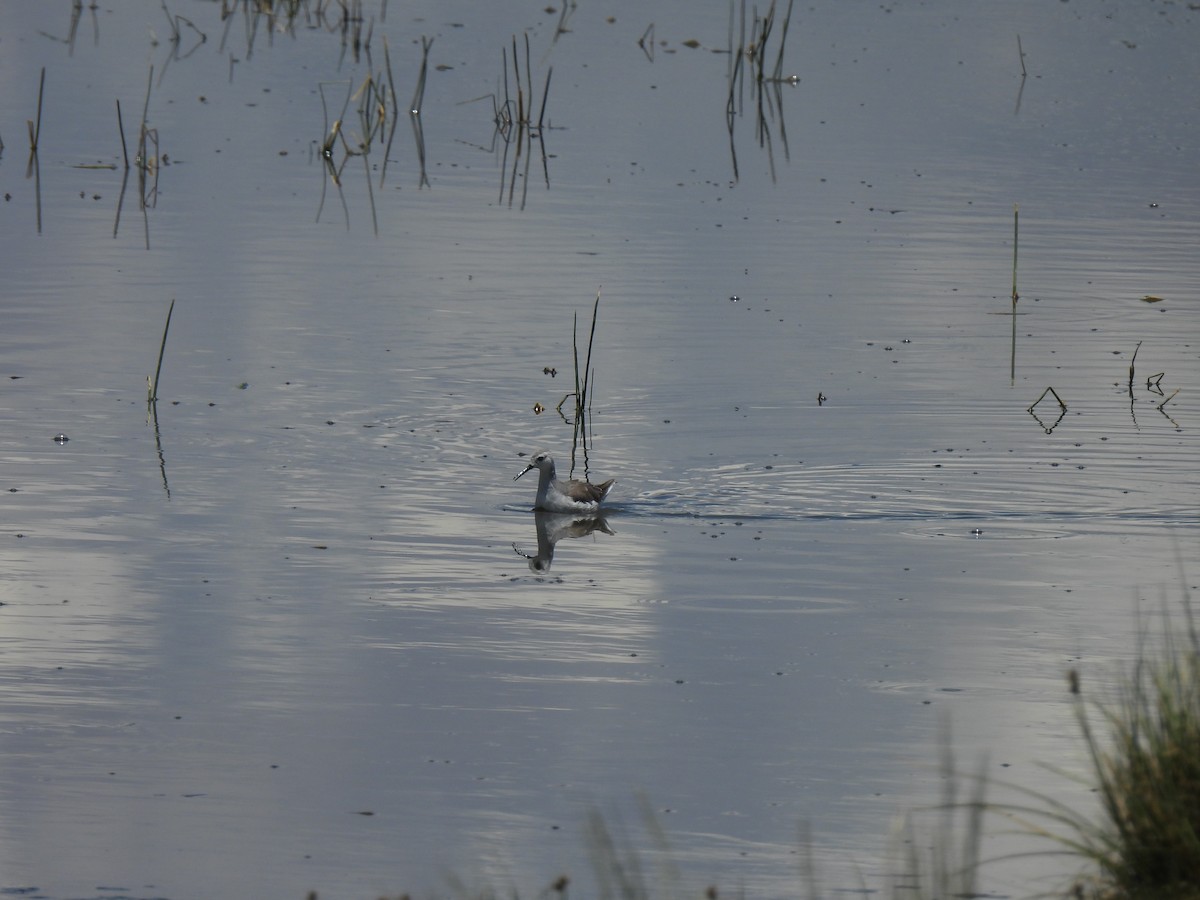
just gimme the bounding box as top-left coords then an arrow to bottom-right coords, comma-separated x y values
1011,204 -> 1019,306
148,297 -> 175,404
28,67 -> 46,151
573,290 -> 601,424
409,35 -> 432,115
116,99 -> 130,170
1128,341 -> 1141,397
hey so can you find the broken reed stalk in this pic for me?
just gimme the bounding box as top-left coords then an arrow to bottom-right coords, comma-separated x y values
1128,341 -> 1141,398
1157,388 -> 1180,411
1011,204 -> 1019,306
116,99 -> 130,170
148,297 -> 175,404
1028,385 -> 1066,413
1017,34 -> 1027,77
28,66 -> 46,151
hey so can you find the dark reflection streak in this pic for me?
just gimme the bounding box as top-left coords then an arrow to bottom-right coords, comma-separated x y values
408,114 -> 429,189
140,194 -> 151,250
67,0 -> 82,56
1126,341 -> 1141,430
156,41 -> 175,88
134,67 -> 161,251
536,130 -> 551,191
497,126 -> 513,205
756,84 -> 776,183
218,4 -> 236,56
506,124 -> 523,208
1155,404 -> 1180,430
550,1 -> 576,47
112,166 -> 130,239
771,80 -> 790,163
725,0 -> 796,182
377,40 -> 401,189
244,6 -> 263,61
36,4 -> 82,52
316,81 -> 353,228
726,115 -> 740,183
486,36 -> 552,209
519,124 -> 534,210
361,151 -> 378,236
378,114 -> 399,187
317,154 -> 351,230
1028,404 -> 1066,434
725,46 -> 743,181
1010,304 -> 1017,385
772,81 -> 792,164
148,403 -> 171,500
27,150 -> 42,235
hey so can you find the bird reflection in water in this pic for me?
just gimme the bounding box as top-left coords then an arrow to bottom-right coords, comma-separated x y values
513,510 -> 615,572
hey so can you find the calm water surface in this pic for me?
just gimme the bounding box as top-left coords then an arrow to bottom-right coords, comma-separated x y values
0,2 -> 1197,898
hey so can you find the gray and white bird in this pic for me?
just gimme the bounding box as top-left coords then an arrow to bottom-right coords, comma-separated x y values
514,451 -> 615,513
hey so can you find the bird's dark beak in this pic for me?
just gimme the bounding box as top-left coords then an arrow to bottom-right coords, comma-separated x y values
514,464 -> 534,482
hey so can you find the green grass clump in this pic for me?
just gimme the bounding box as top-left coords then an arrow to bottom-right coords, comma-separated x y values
1067,599 -> 1200,899
310,580 -> 1200,900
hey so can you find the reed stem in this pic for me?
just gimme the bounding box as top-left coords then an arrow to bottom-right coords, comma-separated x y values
149,297 -> 175,404
1011,204 -> 1019,306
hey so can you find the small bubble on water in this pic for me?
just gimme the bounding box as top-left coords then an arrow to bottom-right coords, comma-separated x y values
53,433 -> 69,443
729,295 -> 739,302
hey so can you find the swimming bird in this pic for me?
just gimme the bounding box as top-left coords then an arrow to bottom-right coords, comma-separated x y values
514,451 -> 615,513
